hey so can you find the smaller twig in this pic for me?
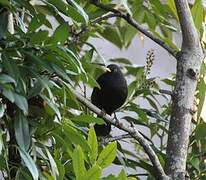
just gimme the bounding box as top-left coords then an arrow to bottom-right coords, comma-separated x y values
129,122 -> 154,144
103,134 -> 131,144
91,0 -> 178,58
159,89 -> 173,96
92,13 -> 117,24
71,13 -> 117,43
129,173 -> 149,177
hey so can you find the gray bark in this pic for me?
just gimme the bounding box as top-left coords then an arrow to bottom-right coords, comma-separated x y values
165,0 -> 204,179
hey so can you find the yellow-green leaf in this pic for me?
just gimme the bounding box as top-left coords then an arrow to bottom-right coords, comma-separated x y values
97,141 -> 117,168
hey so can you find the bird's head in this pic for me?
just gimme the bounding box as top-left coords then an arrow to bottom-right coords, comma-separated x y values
106,64 -> 120,73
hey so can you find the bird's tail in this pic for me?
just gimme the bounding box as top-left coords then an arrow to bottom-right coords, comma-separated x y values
94,116 -> 111,136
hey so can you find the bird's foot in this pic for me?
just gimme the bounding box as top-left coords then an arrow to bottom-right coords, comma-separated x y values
114,112 -> 118,120
99,109 -> 106,117
100,134 -> 112,146
113,113 -> 119,125
113,113 -> 124,127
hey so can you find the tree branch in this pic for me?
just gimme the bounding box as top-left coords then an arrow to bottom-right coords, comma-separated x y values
90,0 -> 178,58
159,89 -> 173,96
174,0 -> 199,49
101,134 -> 131,145
71,13 -> 117,43
72,89 -> 169,180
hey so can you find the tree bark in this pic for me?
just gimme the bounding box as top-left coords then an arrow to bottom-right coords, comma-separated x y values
165,0 -> 204,179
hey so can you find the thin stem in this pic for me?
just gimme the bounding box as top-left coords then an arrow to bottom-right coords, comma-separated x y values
90,0 -> 178,58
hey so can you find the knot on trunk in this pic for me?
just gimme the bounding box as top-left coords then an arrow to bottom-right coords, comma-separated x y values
186,68 -> 198,80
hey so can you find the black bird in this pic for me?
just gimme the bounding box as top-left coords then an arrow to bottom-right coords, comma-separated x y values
91,64 -> 128,136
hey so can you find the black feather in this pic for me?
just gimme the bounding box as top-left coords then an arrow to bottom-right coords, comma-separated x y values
91,64 -> 128,136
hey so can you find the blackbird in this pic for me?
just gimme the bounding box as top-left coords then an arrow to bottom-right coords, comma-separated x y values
91,64 -> 128,136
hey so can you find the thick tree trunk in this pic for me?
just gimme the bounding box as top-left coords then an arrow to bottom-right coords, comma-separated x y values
165,50 -> 203,179
165,0 -> 204,179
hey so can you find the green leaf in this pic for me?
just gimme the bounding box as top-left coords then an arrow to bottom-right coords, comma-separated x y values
52,132 -> 73,157
0,10 -> 8,39
66,0 -> 89,24
88,127 -> 98,163
117,169 -> 127,180
46,98 -> 61,120
72,145 -> 86,180
110,58 -> 132,65
0,0 -> 10,7
71,114 -> 105,125
50,63 -> 71,82
14,0 -> 35,14
190,157 -> 200,171
167,0 -> 178,20
145,11 -> 156,30
28,13 -> 52,32
195,123 -> 206,139
14,110 -> 30,152
49,46 -> 83,75
2,88 -> 15,103
33,4 -> 65,24
82,73 -> 100,88
48,22 -> 70,45
22,51 -> 54,72
66,87 -> 80,109
123,25 -> 137,47
81,49 -> 94,62
2,53 -> 20,80
161,78 -> 175,86
0,103 -> 5,118
197,77 -> 206,120
85,165 -> 102,180
0,129 -> 3,155
127,80 -> 138,100
45,147 -> 59,179
18,148 -> 39,180
102,174 -> 116,180
0,74 -> 16,85
47,0 -> 88,24
191,0 -> 204,34
136,160 -> 156,177
16,168 -> 34,180
85,73 -> 96,88
85,43 -> 106,65
55,159 -> 65,180
30,30 -> 49,44
133,5 -> 145,23
64,124 -> 91,152
145,97 -> 159,111
14,93 -> 28,115
97,141 -> 117,168
100,26 -> 123,49
27,75 -> 49,98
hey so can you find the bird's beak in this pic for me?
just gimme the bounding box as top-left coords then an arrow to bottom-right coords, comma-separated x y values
105,67 -> 111,72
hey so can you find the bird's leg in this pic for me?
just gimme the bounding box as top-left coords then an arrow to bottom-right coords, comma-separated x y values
130,122 -> 135,128
114,112 -> 118,120
99,108 -> 106,117
99,134 -> 112,146
113,112 -> 119,124
113,112 -> 124,128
